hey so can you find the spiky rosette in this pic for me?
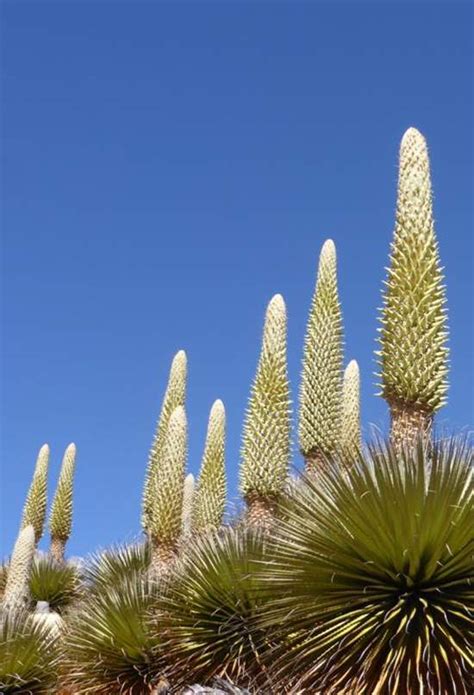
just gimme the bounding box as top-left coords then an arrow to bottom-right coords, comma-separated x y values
49,443 -> 76,562
299,240 -> 343,470
63,575 -> 165,695
258,437 -> 473,694
158,527 -> 273,690
29,555 -> 82,613
148,406 -> 187,569
21,444 -> 50,543
378,128 -> 449,445
192,399 -> 227,533
181,473 -> 195,536
2,525 -> 36,608
240,295 -> 291,523
86,542 -> 151,592
0,607 -> 60,694
142,350 -> 187,531
340,359 -> 362,456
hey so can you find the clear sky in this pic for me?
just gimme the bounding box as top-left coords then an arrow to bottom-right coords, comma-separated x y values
1,1 -> 472,558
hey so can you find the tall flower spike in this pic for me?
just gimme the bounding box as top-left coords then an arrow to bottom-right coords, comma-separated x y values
192,399 -> 226,534
2,525 -> 35,608
299,240 -> 344,471
49,443 -> 77,563
240,295 -> 291,526
148,405 -> 187,572
142,350 -> 187,531
340,360 -> 362,457
181,473 -> 195,537
20,444 -> 50,544
377,127 -> 449,447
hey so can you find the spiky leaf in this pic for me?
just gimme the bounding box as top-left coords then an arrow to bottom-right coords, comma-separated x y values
29,555 -> 81,613
159,528 -> 272,689
299,239 -> 343,457
192,399 -> 227,533
0,607 -> 60,694
21,445 -> 50,544
378,127 -> 449,413
240,295 -> 291,499
63,576 -> 164,694
86,542 -> 151,592
142,350 -> 187,531
258,438 -> 473,693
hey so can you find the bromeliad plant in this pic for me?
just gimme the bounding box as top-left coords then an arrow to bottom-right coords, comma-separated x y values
258,437 -> 473,694
2,126 -> 470,694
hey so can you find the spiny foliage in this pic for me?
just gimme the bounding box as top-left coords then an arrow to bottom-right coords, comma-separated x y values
240,295 -> 291,499
49,443 -> 76,544
29,555 -> 81,613
148,405 -> 187,545
2,526 -> 36,608
159,528 -> 272,689
299,239 -> 344,457
340,359 -> 362,455
85,543 -> 151,592
21,444 -> 50,544
0,608 -> 60,694
142,350 -> 187,531
63,575 -> 164,695
181,473 -> 195,536
258,438 -> 473,694
377,127 -> 449,413
192,399 -> 227,533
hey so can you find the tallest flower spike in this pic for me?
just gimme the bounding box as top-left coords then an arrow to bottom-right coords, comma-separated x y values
378,127 -> 449,447
299,240 -> 344,472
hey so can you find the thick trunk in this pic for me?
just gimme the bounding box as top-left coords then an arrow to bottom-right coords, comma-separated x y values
50,536 -> 66,563
150,540 -> 178,577
389,399 -> 433,451
245,494 -> 277,528
304,447 -> 328,475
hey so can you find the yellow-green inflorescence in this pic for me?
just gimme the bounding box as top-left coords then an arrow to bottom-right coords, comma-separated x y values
148,405 -> 187,568
142,350 -> 187,533
299,240 -> 344,471
340,359 -> 362,457
377,127 -> 449,445
49,443 -> 77,563
192,399 -> 227,534
20,444 -> 50,544
2,525 -> 36,608
240,294 -> 291,524
181,473 -> 195,537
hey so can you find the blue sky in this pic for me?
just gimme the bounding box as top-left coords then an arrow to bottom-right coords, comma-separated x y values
1,1 -> 472,558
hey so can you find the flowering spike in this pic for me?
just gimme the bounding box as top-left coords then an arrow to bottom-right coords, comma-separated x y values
378,128 -> 449,446
240,295 -> 291,525
2,525 -> 35,608
299,240 -> 344,470
148,405 -> 187,571
49,443 -> 77,562
192,399 -> 227,533
340,360 -> 362,456
142,351 -> 187,531
21,444 -> 50,544
181,473 -> 195,537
